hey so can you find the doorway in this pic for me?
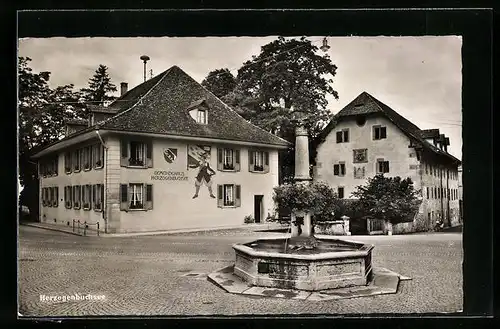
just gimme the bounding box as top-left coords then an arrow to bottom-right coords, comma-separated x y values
254,195 -> 263,223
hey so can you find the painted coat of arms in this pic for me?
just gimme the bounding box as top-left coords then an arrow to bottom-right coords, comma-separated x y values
163,148 -> 178,163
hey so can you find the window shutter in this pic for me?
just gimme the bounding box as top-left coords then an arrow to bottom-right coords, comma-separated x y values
264,151 -> 270,173
89,146 -> 93,169
381,127 -> 387,139
72,186 -> 77,208
235,185 -> 241,207
385,161 -> 390,173
334,164 -> 339,176
336,131 -> 342,143
217,148 -> 223,171
55,187 -> 59,207
343,130 -> 349,142
120,139 -> 128,167
235,149 -> 240,171
248,150 -> 254,171
120,184 -> 129,211
101,184 -> 104,205
217,185 -> 223,208
146,140 -> 153,167
145,184 -> 153,210
92,185 -> 96,208
87,185 -> 92,210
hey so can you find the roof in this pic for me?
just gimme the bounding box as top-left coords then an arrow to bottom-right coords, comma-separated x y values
65,118 -> 88,126
317,92 -> 460,164
87,104 -> 118,114
419,129 -> 440,139
33,65 -> 289,158
99,65 -> 290,147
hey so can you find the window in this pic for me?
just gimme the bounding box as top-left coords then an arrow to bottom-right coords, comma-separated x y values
249,150 -> 269,173
218,148 -> 240,171
120,139 -> 152,168
376,159 -> 390,174
217,184 -> 241,208
73,150 -> 81,172
129,183 -> 144,209
333,162 -> 346,176
83,146 -> 92,171
82,185 -> 91,210
336,129 -> 349,143
426,187 -> 429,199
428,212 -> 431,223
93,184 -> 104,211
64,186 -> 73,209
373,126 -> 387,140
93,144 -> 104,168
337,187 -> 345,199
73,185 -> 81,209
64,153 -> 72,174
196,109 -> 207,124
120,183 -> 153,211
425,163 -> 428,174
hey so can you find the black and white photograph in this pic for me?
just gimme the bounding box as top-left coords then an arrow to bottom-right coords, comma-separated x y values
15,9 -> 491,319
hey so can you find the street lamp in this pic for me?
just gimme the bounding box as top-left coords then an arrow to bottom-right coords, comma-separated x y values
320,37 -> 330,52
140,55 -> 150,82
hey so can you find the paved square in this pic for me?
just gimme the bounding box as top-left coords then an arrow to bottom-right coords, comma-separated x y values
18,226 -> 463,316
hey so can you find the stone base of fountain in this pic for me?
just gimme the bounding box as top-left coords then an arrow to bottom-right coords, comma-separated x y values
231,236 -> 373,291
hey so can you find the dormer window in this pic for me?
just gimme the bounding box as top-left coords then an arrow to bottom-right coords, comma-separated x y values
187,99 -> 209,124
196,108 -> 207,124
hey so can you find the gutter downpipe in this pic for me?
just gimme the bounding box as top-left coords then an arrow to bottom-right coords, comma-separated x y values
95,129 -> 109,233
27,160 -> 41,223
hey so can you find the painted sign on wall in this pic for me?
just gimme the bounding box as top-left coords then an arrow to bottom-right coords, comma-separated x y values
187,145 -> 216,199
163,148 -> 178,163
151,170 -> 188,181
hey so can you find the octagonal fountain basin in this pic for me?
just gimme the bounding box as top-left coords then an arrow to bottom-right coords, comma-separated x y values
232,237 -> 374,291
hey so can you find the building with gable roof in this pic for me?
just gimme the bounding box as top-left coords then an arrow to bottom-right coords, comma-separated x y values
314,91 -> 461,234
32,66 -> 290,233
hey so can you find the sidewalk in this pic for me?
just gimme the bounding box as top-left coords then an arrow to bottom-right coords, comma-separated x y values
20,221 -> 288,238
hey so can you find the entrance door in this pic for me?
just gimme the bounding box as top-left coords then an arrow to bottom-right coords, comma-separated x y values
254,195 -> 263,223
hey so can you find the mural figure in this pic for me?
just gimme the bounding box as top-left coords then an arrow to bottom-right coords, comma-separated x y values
192,152 -> 216,199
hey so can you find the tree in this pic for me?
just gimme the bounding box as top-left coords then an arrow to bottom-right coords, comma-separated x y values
272,182 -> 339,247
80,64 -> 117,103
351,175 -> 422,226
18,57 -> 86,220
204,37 -> 339,183
201,68 -> 237,99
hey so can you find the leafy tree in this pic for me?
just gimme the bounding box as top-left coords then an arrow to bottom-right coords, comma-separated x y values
80,64 -> 117,103
351,175 -> 422,225
18,57 -> 85,220
201,68 -> 237,99
205,37 -> 339,183
272,182 -> 339,222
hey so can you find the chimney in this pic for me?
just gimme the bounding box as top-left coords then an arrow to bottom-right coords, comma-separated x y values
120,82 -> 128,96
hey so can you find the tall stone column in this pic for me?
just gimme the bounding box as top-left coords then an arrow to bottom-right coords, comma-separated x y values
290,124 -> 313,238
294,125 -> 312,182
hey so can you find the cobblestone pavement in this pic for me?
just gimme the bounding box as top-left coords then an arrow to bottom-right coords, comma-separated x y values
18,225 -> 463,316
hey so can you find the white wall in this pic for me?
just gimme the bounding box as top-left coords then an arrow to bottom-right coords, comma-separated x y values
112,136 -> 280,232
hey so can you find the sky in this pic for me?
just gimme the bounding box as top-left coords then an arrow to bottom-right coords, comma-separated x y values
18,36 -> 463,162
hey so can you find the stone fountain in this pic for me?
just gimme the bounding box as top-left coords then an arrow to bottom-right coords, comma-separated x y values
208,121 -> 408,300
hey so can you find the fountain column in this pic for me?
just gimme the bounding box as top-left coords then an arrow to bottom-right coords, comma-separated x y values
290,124 -> 313,238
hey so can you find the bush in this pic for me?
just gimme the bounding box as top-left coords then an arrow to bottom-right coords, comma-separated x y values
244,215 -> 255,224
351,174 -> 421,224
